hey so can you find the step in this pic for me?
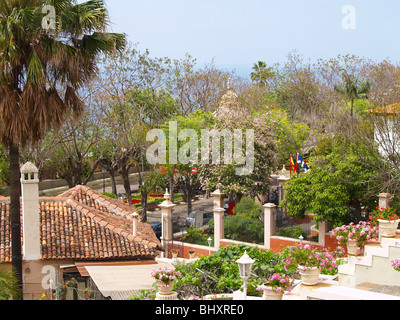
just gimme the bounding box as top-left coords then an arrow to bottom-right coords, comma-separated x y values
339,234 -> 400,287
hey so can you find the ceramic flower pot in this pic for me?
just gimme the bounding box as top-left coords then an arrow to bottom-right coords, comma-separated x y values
157,280 -> 174,295
378,219 -> 400,238
261,286 -> 284,300
298,266 -> 321,286
189,253 -> 195,259
171,252 -> 178,259
347,239 -> 364,256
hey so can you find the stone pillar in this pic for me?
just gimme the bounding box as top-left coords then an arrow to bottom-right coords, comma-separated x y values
20,162 -> 41,261
263,203 -> 276,250
213,207 -> 225,250
379,193 -> 391,208
318,221 -> 327,247
212,184 -> 225,209
276,165 -> 291,204
158,190 -> 177,255
212,185 -> 225,250
277,176 -> 290,205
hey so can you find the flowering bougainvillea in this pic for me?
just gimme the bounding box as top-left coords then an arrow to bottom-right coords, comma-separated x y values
281,244 -> 337,271
392,259 -> 400,272
151,267 -> 181,287
261,273 -> 294,293
331,221 -> 379,249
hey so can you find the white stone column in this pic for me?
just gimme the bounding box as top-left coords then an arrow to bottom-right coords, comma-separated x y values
277,176 -> 290,205
263,203 -> 276,250
318,221 -> 327,247
379,193 -> 391,208
20,162 -> 41,261
158,190 -> 177,254
213,208 -> 225,250
212,185 -> 225,250
212,184 -> 225,209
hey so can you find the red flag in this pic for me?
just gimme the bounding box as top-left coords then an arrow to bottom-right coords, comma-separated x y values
290,155 -> 297,174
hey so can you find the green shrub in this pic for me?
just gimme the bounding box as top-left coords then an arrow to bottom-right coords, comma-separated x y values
101,192 -> 117,199
234,197 -> 262,220
183,226 -> 207,244
174,244 -> 285,298
277,226 -> 307,240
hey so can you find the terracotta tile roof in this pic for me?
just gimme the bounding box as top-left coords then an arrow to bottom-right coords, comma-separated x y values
0,186 -> 162,263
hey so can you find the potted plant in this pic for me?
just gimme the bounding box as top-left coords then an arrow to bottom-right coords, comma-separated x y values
171,249 -> 179,258
392,259 -> 400,272
331,221 -> 379,256
81,288 -> 94,300
260,273 -> 294,300
282,244 -> 337,286
151,267 -> 181,295
369,206 -> 400,238
188,250 -> 195,259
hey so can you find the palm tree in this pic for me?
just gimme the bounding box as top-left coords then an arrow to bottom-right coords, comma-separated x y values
0,0 -> 125,299
0,266 -> 21,300
250,61 -> 275,88
334,72 -> 371,142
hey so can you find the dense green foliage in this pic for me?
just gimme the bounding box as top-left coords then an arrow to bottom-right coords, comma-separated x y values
282,136 -> 381,226
174,244 -> 285,298
233,196 -> 262,220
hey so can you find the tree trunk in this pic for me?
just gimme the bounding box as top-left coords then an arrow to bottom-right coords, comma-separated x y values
350,99 -> 354,143
141,190 -> 148,223
109,168 -> 117,196
168,174 -> 175,203
186,185 -> 193,215
120,166 -> 132,205
9,143 -> 22,300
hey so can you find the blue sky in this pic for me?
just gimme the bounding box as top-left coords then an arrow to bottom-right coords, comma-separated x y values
104,0 -> 400,78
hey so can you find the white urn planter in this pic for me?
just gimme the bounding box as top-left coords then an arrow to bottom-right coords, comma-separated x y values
156,280 -> 174,295
378,219 -> 400,238
298,266 -> 321,286
347,239 -> 364,256
261,286 -> 283,300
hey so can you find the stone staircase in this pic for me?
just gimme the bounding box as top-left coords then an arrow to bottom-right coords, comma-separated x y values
339,233 -> 400,288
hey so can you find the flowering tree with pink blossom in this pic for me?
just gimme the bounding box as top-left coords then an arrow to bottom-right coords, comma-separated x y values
199,108 -> 278,203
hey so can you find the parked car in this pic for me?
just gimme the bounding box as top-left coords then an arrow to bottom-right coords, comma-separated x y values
185,210 -> 213,227
150,222 -> 162,240
150,221 -> 182,240
224,203 -> 229,215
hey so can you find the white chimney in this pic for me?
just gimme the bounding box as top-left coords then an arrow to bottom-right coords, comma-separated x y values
20,162 -> 41,261
132,212 -> 139,237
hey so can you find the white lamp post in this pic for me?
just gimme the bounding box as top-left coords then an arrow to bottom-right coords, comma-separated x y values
207,237 -> 212,256
236,251 -> 255,300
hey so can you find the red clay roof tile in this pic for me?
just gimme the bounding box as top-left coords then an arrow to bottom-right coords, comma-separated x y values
0,186 -> 162,263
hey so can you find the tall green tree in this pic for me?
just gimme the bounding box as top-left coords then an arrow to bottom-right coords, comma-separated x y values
0,0 -> 125,298
282,135 -> 380,226
250,61 -> 275,88
334,72 -> 371,142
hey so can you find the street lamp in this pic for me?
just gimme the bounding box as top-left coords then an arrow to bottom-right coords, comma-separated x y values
236,251 -> 255,300
207,237 -> 212,256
